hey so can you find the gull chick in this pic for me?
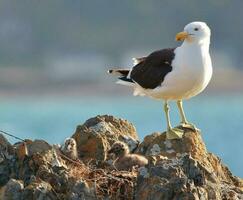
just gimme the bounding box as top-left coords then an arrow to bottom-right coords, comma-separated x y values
108,141 -> 148,171
61,138 -> 78,160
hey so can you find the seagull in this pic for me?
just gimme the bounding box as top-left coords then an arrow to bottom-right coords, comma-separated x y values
108,21 -> 212,140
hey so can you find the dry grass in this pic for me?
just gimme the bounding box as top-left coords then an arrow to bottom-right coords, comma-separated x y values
89,168 -> 136,200
64,157 -> 137,200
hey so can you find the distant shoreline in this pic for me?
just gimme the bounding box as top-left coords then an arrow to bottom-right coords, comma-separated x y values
0,82 -> 242,99
0,65 -> 242,99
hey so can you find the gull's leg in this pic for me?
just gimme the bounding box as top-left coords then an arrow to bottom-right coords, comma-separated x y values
177,100 -> 188,124
177,100 -> 199,131
164,101 -> 184,139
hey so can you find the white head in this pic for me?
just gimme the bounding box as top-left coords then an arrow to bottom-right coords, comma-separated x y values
63,138 -> 77,152
176,21 -> 211,44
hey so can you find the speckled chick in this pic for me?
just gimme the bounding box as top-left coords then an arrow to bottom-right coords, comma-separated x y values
61,138 -> 78,160
108,141 -> 148,171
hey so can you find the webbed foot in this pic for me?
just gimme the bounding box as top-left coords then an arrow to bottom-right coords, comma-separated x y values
166,128 -> 184,140
179,122 -> 200,132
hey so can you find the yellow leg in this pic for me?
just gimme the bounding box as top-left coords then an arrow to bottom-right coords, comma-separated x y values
164,101 -> 184,140
177,100 -> 188,124
177,100 -> 199,131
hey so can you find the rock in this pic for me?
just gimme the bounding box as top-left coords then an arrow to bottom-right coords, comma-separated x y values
68,180 -> 96,200
26,140 -> 52,156
0,134 -> 14,162
135,128 -> 243,200
136,130 -> 207,160
33,151 -> 69,195
136,132 -> 160,155
0,116 -> 242,200
0,135 -> 14,187
0,159 -> 11,187
13,139 -> 52,161
15,142 -> 29,160
22,179 -> 57,200
72,115 -> 139,161
1,179 -> 24,200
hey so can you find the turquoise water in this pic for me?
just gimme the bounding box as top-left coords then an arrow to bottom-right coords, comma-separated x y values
0,95 -> 242,177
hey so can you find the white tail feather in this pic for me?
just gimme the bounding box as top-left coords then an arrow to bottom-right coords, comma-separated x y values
107,69 -> 130,76
116,80 -> 134,86
116,80 -> 146,96
107,69 -> 120,75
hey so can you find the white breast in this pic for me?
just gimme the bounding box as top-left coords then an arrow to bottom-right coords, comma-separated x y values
141,43 -> 212,100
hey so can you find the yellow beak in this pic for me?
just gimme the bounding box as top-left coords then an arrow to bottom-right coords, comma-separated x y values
175,31 -> 189,41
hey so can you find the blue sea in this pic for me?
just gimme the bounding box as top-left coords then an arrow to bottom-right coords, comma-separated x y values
0,95 -> 242,177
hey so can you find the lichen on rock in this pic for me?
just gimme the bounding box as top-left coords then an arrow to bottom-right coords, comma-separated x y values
135,127 -> 243,200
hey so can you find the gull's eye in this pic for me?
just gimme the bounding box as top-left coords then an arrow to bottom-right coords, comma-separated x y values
194,28 -> 199,31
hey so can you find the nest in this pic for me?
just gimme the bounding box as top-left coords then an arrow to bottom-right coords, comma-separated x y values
89,168 -> 136,200
66,157 -> 137,200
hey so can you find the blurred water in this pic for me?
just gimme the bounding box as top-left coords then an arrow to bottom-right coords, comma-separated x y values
0,95 -> 242,177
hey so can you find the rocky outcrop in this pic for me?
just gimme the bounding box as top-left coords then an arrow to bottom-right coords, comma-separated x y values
0,116 -> 242,200
136,128 -> 243,199
72,115 -> 139,162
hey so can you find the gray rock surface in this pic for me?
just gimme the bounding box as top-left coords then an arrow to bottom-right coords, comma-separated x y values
69,180 -> 96,200
26,140 -> 52,156
72,115 -> 139,162
1,179 -> 23,200
22,180 -> 57,200
135,128 -> 243,200
0,134 -> 14,162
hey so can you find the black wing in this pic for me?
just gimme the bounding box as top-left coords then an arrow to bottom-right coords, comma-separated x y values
130,48 -> 175,89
